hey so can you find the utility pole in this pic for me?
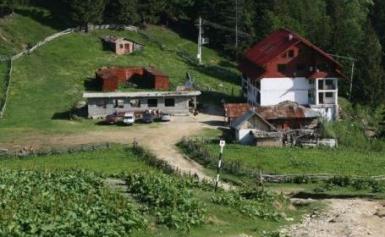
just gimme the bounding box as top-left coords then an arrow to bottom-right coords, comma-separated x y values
197,16 -> 203,65
328,54 -> 357,100
349,61 -> 355,101
235,0 -> 239,49
214,139 -> 226,192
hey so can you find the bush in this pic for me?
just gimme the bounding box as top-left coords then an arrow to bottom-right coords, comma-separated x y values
324,176 -> 385,193
211,188 -> 287,221
0,170 -> 146,236
125,173 -> 206,231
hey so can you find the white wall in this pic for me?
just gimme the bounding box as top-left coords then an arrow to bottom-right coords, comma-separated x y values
260,78 -> 311,106
237,129 -> 255,145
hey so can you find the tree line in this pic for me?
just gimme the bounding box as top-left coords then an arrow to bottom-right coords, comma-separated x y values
1,0 -> 385,108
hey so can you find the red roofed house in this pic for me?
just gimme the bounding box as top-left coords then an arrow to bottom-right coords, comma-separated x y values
239,29 -> 345,121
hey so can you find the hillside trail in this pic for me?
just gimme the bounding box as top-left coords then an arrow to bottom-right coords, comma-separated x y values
282,198 -> 385,237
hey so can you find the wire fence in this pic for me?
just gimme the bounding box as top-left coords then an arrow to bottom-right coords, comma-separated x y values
0,24 -> 137,120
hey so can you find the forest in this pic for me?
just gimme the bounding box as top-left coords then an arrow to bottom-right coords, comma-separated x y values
1,0 -> 384,108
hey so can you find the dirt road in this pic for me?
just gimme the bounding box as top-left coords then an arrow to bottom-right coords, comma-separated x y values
282,199 -> 385,237
1,113 -> 225,182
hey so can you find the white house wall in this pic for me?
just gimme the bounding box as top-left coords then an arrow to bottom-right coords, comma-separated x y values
237,129 -> 255,145
260,78 -> 311,106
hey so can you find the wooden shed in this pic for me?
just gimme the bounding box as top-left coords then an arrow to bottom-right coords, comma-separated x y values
102,36 -> 144,55
96,67 -> 170,92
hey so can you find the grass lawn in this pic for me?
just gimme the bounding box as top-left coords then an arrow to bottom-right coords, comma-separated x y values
0,145 -> 157,175
0,24 -> 240,141
204,144 -> 385,176
0,10 -> 56,56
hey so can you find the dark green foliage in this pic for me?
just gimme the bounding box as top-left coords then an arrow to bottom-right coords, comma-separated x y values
354,22 -> 385,105
138,0 -> 167,24
0,170 -> 146,236
267,0 -> 332,49
324,176 -> 385,193
104,0 -> 139,25
125,173 -> 206,231
211,188 -> 286,220
66,0 -> 107,28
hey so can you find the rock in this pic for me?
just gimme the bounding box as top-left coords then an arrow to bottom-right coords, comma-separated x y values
375,208 -> 385,218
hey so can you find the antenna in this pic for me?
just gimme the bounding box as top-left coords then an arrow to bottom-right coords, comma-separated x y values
328,54 -> 357,100
235,0 -> 238,49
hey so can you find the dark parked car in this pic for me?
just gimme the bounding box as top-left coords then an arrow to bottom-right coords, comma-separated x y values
142,112 -> 154,123
104,113 -> 122,125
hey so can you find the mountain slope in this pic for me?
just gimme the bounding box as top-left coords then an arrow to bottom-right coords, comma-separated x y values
0,23 -> 240,138
0,9 -> 56,56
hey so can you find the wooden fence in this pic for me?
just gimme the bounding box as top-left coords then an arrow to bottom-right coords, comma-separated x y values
0,59 -> 12,119
180,138 -> 385,183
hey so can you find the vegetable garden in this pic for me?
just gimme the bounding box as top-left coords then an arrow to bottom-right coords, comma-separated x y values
0,145 -> 302,236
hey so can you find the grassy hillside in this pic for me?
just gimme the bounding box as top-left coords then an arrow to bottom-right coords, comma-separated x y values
0,25 -> 240,139
0,9 -> 56,56
0,61 -> 7,102
0,146 -> 307,237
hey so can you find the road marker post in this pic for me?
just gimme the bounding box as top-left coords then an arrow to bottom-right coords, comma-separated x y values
215,139 -> 226,192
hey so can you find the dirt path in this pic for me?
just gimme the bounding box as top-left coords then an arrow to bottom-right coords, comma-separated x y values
281,199 -> 385,237
1,113 -> 225,183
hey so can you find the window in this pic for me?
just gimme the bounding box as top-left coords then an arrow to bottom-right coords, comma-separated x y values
325,92 -> 333,98
319,93 -> 324,104
148,99 -> 158,107
297,64 -> 305,71
125,44 -> 130,49
277,64 -> 287,73
325,79 -> 335,89
288,50 -> 295,58
318,80 -> 324,90
119,44 -> 124,49
165,98 -> 175,107
114,99 -> 124,108
308,91 -> 315,104
96,99 -> 107,108
130,99 -> 141,108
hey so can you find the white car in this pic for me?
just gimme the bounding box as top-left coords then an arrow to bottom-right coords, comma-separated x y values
123,112 -> 135,125
160,113 -> 171,122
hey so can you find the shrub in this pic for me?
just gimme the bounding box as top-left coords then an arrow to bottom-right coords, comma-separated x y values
211,188 -> 287,221
125,173 -> 206,231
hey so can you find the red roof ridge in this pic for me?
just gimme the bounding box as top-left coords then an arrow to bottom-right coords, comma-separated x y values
244,28 -> 342,68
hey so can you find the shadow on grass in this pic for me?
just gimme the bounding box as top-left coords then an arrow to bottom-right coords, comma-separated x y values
52,107 -> 87,120
15,6 -> 69,30
84,77 -> 102,92
177,50 -> 240,87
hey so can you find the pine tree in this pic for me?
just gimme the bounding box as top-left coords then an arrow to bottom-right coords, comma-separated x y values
66,0 -> 107,30
354,22 -> 385,106
266,0 -> 331,49
105,0 -> 139,25
138,0 -> 167,24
